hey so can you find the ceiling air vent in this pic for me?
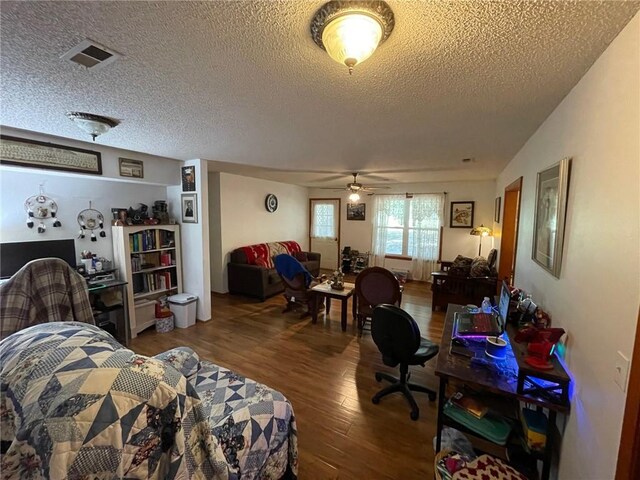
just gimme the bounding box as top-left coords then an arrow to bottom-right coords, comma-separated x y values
61,39 -> 121,70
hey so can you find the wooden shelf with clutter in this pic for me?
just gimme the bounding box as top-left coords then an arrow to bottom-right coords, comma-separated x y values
111,224 -> 182,339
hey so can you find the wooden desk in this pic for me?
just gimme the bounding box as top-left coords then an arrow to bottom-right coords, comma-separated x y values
311,282 -> 355,332
435,305 -> 570,480
88,279 -> 130,346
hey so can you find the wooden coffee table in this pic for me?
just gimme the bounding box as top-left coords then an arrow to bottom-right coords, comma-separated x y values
310,282 -> 356,331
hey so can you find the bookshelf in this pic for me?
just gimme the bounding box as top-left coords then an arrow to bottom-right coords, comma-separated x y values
111,225 -> 183,338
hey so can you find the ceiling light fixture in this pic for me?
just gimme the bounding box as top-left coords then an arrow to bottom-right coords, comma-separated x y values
349,192 -> 361,202
311,1 -> 395,75
66,112 -> 119,141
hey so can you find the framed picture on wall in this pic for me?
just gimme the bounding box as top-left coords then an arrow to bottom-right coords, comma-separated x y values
449,201 -> 474,228
181,166 -> 196,191
532,157 -> 571,278
119,157 -> 143,178
181,193 -> 198,223
347,203 -> 366,221
0,134 -> 102,175
494,197 -> 501,223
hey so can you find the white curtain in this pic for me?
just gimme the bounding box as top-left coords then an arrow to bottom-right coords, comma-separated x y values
408,194 -> 445,281
371,195 -> 405,266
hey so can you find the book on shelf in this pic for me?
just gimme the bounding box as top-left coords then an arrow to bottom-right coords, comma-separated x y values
450,391 -> 489,419
160,253 -> 172,267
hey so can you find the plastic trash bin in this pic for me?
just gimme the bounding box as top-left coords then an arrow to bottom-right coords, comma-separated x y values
168,293 -> 198,328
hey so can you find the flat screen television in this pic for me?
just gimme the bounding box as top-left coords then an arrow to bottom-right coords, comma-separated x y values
0,239 -> 77,279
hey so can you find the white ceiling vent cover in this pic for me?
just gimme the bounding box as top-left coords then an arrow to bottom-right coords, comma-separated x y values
61,39 -> 121,70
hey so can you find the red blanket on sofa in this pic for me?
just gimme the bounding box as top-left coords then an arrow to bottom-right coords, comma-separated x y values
240,241 -> 302,268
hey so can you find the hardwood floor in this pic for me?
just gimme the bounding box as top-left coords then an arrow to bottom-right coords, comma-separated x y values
130,280 -> 445,479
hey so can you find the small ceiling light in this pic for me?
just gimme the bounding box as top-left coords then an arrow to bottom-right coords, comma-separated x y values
66,112 -> 119,141
311,1 -> 395,75
349,192 -> 361,202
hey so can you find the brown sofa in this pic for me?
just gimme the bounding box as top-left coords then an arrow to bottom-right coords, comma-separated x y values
227,241 -> 321,301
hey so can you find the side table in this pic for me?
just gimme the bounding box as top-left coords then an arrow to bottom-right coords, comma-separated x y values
310,282 -> 356,332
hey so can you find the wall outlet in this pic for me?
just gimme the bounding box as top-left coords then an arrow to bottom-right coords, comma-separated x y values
614,351 -> 630,392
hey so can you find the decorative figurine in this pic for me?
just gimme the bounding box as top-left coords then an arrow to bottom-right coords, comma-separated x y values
330,269 -> 345,290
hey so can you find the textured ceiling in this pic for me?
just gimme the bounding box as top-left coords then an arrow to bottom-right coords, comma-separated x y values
1,1 -> 638,185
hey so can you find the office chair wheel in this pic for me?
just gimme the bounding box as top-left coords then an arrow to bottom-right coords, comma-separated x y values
375,372 -> 383,382
428,392 -> 437,401
372,395 -> 380,404
410,410 -> 419,421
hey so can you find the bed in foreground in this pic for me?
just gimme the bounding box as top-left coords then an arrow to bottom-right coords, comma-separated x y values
0,322 -> 297,479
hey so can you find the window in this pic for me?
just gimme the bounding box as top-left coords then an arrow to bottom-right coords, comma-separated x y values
312,203 -> 336,238
372,194 -> 444,258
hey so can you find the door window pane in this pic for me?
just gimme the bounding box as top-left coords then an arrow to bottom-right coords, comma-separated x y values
313,203 -> 335,238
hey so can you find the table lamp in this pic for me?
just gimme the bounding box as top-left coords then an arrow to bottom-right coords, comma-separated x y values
470,224 -> 492,256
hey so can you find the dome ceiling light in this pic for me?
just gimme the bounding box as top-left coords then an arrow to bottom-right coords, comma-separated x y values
66,112 -> 120,141
310,1 -> 395,75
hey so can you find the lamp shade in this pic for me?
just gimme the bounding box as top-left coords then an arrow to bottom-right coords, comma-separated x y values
349,192 -> 361,202
470,224 -> 492,237
321,13 -> 383,71
66,112 -> 119,141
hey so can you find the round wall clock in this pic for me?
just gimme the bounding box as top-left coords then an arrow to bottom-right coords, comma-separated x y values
265,194 -> 278,212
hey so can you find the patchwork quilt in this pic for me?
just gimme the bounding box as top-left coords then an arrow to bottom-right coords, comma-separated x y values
0,323 -> 298,479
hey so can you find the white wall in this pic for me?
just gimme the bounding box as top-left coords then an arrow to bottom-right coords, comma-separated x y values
309,179 -> 496,273
208,172 -> 224,293
209,171 -> 309,293
0,127 -> 179,263
167,159 -> 211,321
494,13 -> 639,479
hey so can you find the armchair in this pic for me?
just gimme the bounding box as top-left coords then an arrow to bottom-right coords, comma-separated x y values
430,249 -> 498,311
354,267 -> 402,332
279,272 -> 315,318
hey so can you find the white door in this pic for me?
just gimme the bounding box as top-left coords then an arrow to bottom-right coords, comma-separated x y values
310,199 -> 340,270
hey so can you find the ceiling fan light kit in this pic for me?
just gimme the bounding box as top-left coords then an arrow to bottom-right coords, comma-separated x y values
311,1 -> 395,75
66,112 -> 119,141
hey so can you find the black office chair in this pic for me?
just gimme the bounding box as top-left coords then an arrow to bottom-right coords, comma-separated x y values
371,304 -> 439,420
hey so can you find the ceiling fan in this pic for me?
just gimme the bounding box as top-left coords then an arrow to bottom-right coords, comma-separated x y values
319,172 -> 390,201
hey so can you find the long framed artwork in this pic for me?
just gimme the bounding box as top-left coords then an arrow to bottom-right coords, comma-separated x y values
450,201 -> 474,228
0,135 -> 102,175
532,157 -> 571,278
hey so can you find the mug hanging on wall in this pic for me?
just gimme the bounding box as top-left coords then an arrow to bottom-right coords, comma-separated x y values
24,185 -> 61,233
77,201 -> 106,242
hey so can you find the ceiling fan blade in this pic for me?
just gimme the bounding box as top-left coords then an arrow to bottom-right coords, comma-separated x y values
361,186 -> 391,191
313,174 -> 348,183
358,173 -> 392,182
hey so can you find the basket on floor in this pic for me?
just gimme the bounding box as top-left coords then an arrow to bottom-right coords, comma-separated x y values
434,448 -> 453,480
155,314 -> 174,333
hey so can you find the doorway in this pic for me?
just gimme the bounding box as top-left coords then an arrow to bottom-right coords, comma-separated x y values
309,198 -> 340,270
498,177 -> 523,284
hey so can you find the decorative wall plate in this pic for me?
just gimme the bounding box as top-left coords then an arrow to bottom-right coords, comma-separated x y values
265,194 -> 278,212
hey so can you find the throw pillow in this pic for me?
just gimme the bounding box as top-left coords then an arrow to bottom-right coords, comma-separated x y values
294,251 -> 308,262
449,255 -> 473,277
470,256 -> 491,277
